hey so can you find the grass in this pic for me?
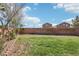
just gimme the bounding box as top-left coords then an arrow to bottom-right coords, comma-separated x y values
16,35 -> 79,56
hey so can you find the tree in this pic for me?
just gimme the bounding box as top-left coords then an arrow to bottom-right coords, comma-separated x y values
0,3 -> 25,41
72,16 -> 79,28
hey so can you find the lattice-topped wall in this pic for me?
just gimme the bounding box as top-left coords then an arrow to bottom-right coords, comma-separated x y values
19,28 -> 79,36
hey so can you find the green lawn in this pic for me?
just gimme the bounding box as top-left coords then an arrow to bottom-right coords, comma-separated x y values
16,35 -> 79,56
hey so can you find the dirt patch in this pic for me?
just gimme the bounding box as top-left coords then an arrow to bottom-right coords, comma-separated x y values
1,39 -> 29,56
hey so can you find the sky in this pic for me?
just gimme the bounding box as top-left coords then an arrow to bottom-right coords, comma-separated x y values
21,3 -> 79,28
1,3 -> 79,28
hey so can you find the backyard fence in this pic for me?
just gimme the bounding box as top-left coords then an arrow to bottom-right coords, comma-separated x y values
18,28 -> 79,36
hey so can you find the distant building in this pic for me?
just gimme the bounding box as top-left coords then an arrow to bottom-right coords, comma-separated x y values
57,22 -> 70,28
42,23 -> 52,28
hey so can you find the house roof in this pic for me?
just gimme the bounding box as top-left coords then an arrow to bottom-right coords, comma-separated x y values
58,22 -> 70,25
43,23 -> 52,25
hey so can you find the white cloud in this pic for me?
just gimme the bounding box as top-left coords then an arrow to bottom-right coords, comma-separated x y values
21,6 -> 31,17
21,6 -> 41,28
53,3 -> 79,13
52,23 -> 57,26
56,4 -> 64,8
22,15 -> 41,28
23,16 -> 40,24
38,23 -> 42,28
22,6 -> 31,14
62,18 -> 74,24
23,23 -> 42,28
22,6 -> 31,12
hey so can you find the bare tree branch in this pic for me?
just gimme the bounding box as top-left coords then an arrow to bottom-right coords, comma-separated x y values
0,19 -> 3,26
5,4 -> 25,27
